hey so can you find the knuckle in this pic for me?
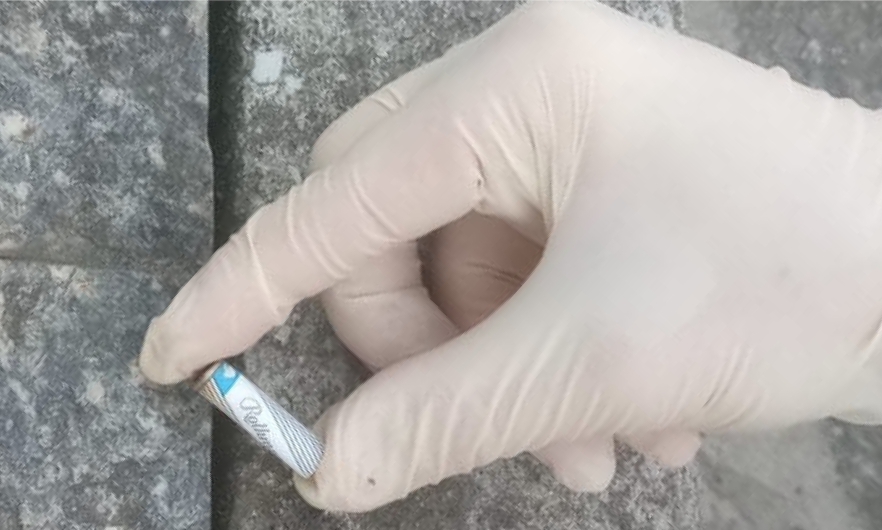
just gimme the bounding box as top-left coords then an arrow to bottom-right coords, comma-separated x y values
519,1 -> 590,38
309,85 -> 405,172
310,118 -> 348,171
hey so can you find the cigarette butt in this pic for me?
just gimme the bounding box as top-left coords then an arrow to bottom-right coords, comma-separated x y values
193,361 -> 324,478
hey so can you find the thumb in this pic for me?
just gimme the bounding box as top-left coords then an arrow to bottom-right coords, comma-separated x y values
295,289 -> 613,512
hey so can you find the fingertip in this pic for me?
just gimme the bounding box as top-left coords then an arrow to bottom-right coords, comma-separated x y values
293,473 -> 325,510
556,461 -> 615,494
292,403 -> 392,513
293,409 -> 337,511
624,431 -> 702,468
137,318 -> 189,385
649,431 -> 702,468
536,439 -> 617,493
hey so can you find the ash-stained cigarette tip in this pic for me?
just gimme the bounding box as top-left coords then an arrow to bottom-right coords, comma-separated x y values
193,361 -> 324,478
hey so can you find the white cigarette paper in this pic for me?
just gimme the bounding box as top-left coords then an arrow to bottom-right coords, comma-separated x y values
194,361 -> 324,478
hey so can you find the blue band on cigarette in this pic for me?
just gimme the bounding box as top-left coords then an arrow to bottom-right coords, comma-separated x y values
212,362 -> 241,397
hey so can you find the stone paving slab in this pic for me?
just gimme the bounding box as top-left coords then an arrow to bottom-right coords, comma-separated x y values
210,2 -> 699,528
0,3 -> 213,527
0,260 -> 211,530
0,1 -> 212,277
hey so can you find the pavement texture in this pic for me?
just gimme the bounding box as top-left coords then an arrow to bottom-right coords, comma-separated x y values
0,262 -> 210,529
681,3 -> 882,530
0,2 -> 213,529
0,1 -> 213,283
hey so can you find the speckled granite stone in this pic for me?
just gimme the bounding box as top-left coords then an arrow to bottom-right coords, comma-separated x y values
0,260 -> 210,529
210,2 -> 699,528
0,1 -> 212,280
681,3 -> 882,529
0,2 -> 212,528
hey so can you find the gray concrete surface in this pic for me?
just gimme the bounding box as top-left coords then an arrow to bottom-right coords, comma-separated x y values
0,2 -> 213,528
209,2 -> 700,529
0,1 -> 213,284
0,261 -> 210,529
681,3 -> 882,530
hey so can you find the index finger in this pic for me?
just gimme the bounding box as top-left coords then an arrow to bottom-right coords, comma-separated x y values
138,93 -> 482,384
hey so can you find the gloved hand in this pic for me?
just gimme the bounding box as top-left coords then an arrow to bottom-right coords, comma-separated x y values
139,1 -> 882,512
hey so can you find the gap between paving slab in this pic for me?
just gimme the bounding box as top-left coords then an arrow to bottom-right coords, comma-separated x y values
206,2 -> 251,528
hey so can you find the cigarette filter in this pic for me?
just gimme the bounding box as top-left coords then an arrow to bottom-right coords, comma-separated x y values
194,361 -> 324,478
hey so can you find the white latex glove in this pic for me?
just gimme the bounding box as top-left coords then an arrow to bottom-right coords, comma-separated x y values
139,1 -> 882,512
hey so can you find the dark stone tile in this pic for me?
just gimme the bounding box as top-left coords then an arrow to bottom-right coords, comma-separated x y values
0,260 -> 210,529
0,1 -> 212,277
825,421 -> 882,530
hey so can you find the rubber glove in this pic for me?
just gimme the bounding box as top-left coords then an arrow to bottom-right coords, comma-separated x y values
139,1 -> 882,512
